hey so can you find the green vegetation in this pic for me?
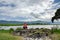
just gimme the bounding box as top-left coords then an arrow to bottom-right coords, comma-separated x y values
0,29 -> 23,40
51,27 -> 60,33
49,27 -> 60,40
0,24 -> 23,26
0,23 -> 50,26
9,28 -> 14,33
0,23 -> 60,26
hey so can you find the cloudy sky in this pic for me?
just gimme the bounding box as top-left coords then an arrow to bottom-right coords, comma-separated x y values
0,0 -> 60,22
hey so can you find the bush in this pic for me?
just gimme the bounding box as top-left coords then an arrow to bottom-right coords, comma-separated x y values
9,28 -> 14,33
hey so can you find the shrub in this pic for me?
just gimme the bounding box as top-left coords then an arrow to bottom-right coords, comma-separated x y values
9,28 -> 14,33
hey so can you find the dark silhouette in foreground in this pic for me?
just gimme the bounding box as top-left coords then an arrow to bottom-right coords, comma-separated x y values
51,8 -> 60,23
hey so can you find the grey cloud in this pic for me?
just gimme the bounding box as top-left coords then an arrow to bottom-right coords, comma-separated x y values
30,12 -> 40,18
27,0 -> 41,6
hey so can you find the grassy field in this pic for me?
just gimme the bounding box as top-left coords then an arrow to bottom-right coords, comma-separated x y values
0,24 -> 23,26
50,33 -> 60,40
0,30 -> 23,40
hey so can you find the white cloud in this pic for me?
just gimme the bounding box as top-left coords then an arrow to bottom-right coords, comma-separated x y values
0,0 -> 60,22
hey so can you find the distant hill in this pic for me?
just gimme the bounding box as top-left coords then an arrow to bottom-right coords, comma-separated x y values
0,20 -> 51,25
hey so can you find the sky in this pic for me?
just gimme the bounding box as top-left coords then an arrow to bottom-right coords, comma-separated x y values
0,0 -> 60,22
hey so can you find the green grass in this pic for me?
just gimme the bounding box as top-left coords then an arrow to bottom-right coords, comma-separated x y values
0,24 -> 23,26
0,30 -> 23,40
51,28 -> 60,33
